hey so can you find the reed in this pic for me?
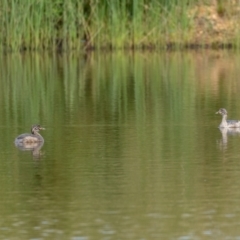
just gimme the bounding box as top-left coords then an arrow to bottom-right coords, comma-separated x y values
0,0 -> 238,51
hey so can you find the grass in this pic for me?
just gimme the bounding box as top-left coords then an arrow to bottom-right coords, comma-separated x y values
0,0 -> 240,51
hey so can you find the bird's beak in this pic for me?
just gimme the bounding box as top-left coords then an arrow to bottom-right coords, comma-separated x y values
215,111 -> 219,114
40,127 -> 45,130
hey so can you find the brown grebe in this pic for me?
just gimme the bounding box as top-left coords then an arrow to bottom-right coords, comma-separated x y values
15,124 -> 45,143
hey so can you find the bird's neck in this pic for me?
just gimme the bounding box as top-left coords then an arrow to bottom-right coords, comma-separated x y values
32,130 -> 41,137
221,114 -> 228,124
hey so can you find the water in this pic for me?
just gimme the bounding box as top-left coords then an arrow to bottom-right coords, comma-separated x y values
1,51 -> 240,239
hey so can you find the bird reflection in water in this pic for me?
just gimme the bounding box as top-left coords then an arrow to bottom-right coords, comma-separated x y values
218,128 -> 240,151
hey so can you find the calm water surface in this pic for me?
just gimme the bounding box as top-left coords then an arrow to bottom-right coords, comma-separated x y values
1,52 -> 240,239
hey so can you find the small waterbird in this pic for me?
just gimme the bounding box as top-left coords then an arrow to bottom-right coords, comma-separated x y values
216,108 -> 240,128
15,124 -> 45,143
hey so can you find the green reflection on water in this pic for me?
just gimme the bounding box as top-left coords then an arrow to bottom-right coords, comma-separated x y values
1,51 -> 240,239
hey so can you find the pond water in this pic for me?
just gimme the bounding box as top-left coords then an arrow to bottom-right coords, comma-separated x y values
1,51 -> 240,239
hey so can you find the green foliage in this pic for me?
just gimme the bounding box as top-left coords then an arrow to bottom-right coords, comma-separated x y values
0,0 -> 227,51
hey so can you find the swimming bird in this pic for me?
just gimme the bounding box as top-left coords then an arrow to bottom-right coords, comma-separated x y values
15,124 -> 45,143
216,108 -> 240,128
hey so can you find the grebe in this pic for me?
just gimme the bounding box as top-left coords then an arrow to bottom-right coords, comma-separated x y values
15,124 -> 45,143
216,108 -> 240,128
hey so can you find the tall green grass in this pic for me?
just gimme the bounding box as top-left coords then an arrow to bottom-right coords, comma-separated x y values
0,0 -> 223,51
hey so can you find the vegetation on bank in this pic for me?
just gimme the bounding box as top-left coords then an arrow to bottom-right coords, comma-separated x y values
1,0 -> 240,51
